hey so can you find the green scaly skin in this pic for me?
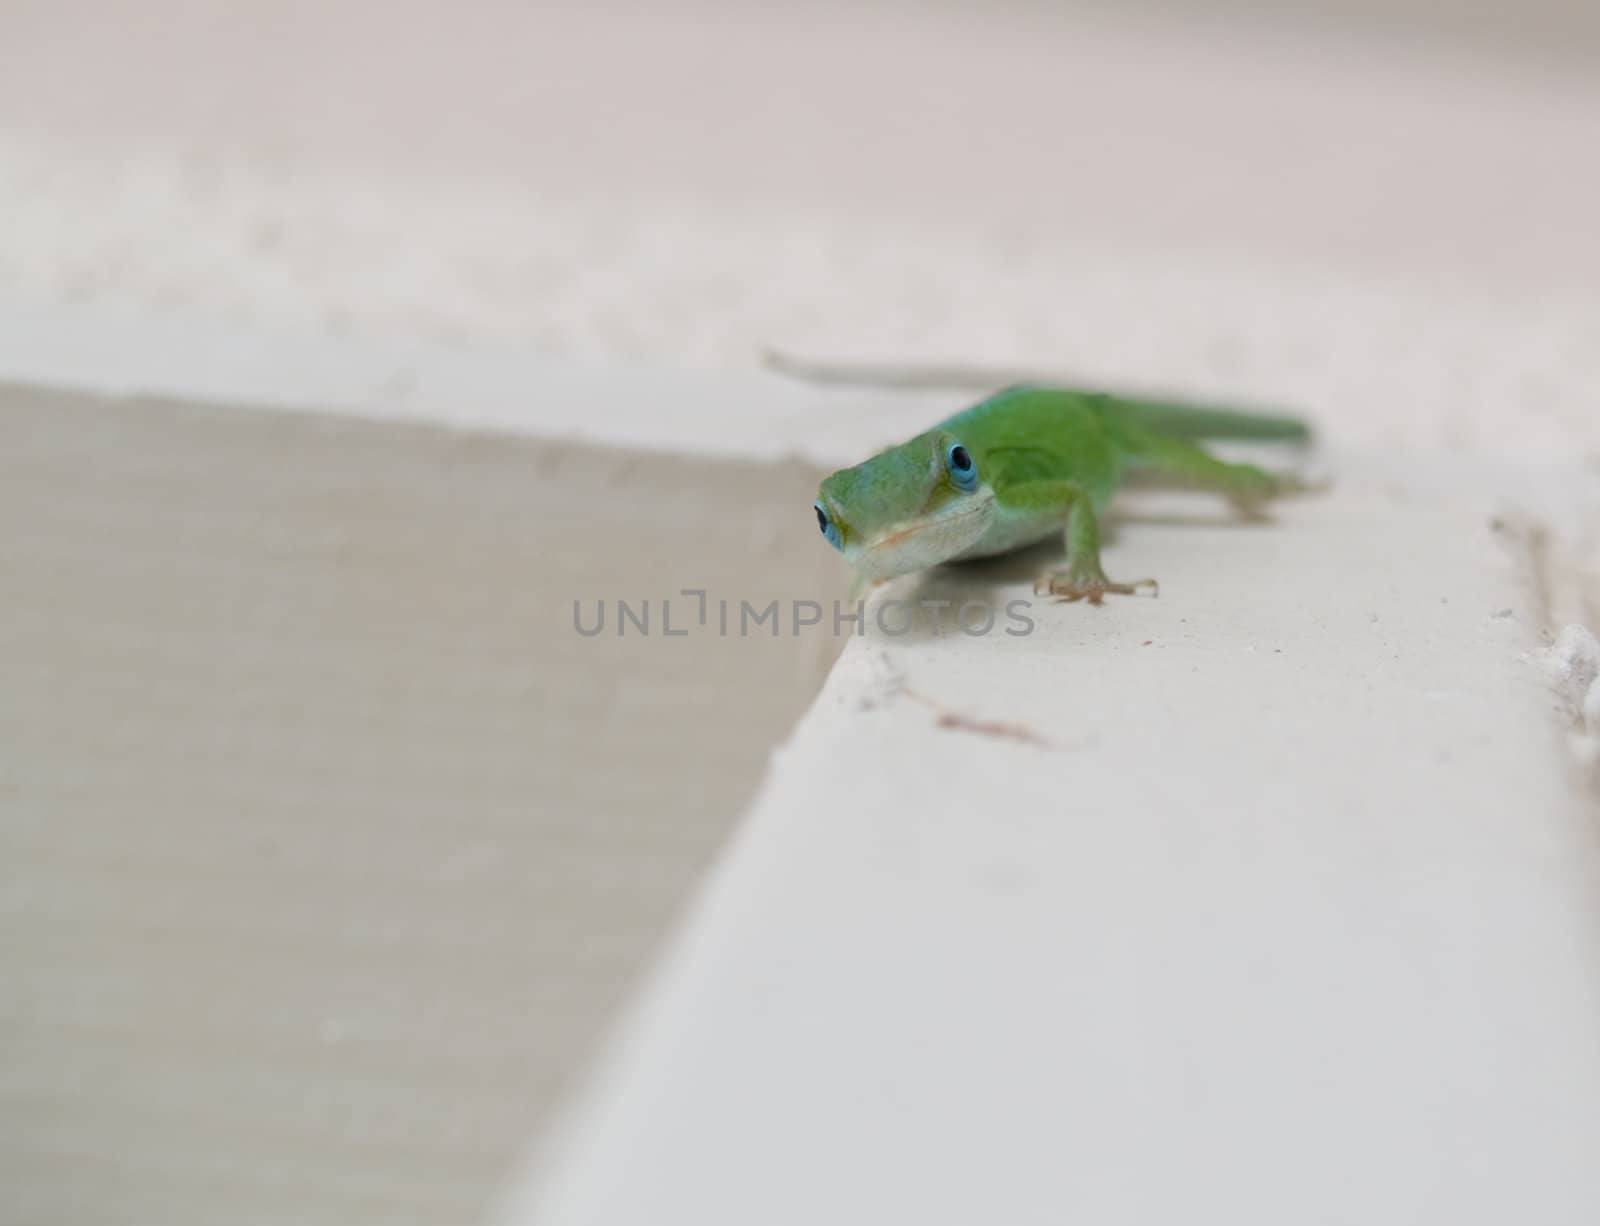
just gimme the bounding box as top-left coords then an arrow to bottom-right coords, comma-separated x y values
812,385 -> 1313,603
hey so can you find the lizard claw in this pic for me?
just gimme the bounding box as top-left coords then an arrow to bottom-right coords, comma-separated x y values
1034,570 -> 1158,604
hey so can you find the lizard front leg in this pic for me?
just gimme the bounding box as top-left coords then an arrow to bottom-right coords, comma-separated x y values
1005,480 -> 1158,604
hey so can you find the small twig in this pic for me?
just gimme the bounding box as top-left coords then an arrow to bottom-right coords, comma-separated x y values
900,684 -> 1054,749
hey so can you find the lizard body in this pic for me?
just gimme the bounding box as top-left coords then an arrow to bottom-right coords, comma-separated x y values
812,385 -> 1311,601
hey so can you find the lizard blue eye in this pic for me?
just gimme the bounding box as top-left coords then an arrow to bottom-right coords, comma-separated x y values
945,440 -> 979,490
814,501 -> 842,550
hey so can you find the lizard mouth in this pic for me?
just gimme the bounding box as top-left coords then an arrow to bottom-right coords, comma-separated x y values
853,491 -> 995,579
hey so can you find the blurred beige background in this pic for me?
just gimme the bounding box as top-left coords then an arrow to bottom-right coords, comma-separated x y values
1,382 -> 841,1226
2,0 -> 1600,417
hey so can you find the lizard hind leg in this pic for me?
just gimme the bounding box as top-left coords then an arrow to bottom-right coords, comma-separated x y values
1120,431 -> 1312,515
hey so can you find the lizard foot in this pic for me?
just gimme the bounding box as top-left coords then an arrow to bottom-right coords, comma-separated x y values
1230,470 -> 1331,517
1033,567 -> 1158,605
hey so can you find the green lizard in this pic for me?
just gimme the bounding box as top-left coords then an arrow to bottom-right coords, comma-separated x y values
811,384 -> 1312,602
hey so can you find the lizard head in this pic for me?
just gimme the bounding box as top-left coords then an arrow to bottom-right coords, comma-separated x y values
813,430 -> 996,579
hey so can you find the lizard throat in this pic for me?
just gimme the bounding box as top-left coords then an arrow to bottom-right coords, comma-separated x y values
851,491 -> 995,579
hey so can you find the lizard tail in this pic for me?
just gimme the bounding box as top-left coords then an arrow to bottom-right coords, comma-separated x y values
762,350 -> 1312,444
1108,395 -> 1312,444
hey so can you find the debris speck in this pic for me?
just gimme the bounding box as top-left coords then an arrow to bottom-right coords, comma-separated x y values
855,650 -> 907,711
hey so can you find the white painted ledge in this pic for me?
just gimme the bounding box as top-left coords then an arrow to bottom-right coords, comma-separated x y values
507,452 -> 1600,1225
6,303 -> 1599,1226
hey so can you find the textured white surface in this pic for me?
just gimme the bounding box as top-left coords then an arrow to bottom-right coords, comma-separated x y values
1547,624 -> 1600,721
1546,624 -> 1600,774
512,453 -> 1600,1226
